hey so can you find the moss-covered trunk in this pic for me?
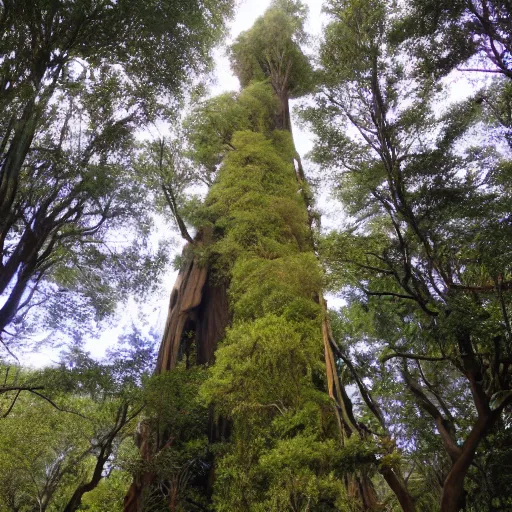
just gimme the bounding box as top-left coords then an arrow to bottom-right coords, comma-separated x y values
124,3 -> 400,510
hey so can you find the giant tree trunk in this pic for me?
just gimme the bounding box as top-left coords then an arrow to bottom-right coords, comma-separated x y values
124,233 -> 230,512
155,230 -> 230,374
125,40 -> 415,512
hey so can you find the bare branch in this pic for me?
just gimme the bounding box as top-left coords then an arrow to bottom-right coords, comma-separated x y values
381,352 -> 449,363
2,389 -> 21,418
457,67 -> 503,74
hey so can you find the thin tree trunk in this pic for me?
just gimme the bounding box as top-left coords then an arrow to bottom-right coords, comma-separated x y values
276,89 -> 291,131
63,447 -> 110,512
0,98 -> 39,224
0,265 -> 34,331
323,300 -> 416,511
440,412 -> 495,512
380,467 -> 416,512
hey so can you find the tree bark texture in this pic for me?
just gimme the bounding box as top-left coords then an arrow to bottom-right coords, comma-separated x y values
155,230 -> 229,373
440,410 -> 502,512
124,233 -> 230,512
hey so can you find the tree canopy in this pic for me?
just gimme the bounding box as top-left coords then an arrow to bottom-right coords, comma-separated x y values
0,0 -> 234,351
230,0 -> 313,130
301,0 -> 512,510
2,1 -> 512,512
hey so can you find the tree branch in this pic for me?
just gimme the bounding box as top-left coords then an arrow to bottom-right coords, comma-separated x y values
381,352 -> 449,363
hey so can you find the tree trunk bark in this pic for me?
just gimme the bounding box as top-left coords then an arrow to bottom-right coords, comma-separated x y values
124,234 -> 230,512
380,467 -> 416,512
440,412 -> 496,512
276,89 -> 291,131
155,229 -> 229,374
63,448 -> 110,512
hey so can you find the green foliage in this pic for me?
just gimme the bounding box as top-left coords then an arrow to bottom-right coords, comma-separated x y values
202,316 -> 326,415
390,0 -> 512,79
0,367 -> 143,510
230,254 -> 322,321
465,424 -> 512,511
302,0 -> 512,508
0,331 -> 154,511
203,130 -> 311,269
321,0 -> 387,82
81,470 -> 132,512
184,82 -> 279,180
0,394 -> 92,511
185,83 -> 345,508
0,0 -> 235,348
132,365 -> 211,512
230,0 -> 313,98
144,364 -> 209,447
211,434 -> 348,512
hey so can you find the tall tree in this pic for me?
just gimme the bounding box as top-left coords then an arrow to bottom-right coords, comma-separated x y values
126,2 -> 431,511
124,2 -> 388,511
303,0 -> 512,510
